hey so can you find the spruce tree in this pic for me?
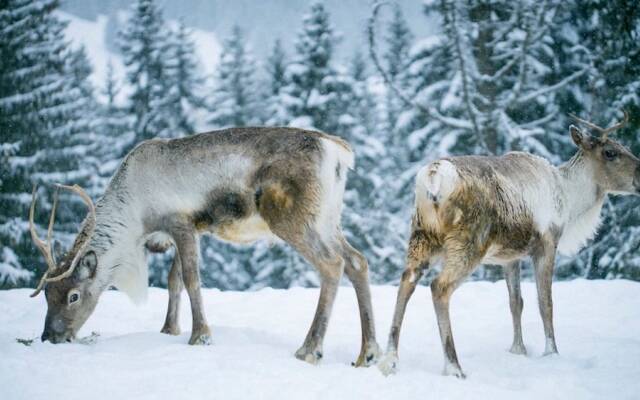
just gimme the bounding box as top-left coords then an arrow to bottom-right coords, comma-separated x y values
0,0 -> 96,287
383,6 -> 413,136
554,0 -> 640,280
263,39 -> 289,126
341,51 -> 407,283
119,0 -> 172,147
94,61 -> 133,191
283,2 -> 355,135
209,25 -> 261,128
163,19 -> 206,136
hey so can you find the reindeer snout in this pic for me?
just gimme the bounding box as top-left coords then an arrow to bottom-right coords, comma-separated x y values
42,314 -> 68,343
41,328 -> 70,343
635,164 -> 640,193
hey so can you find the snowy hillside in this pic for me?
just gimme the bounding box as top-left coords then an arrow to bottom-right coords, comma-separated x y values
57,11 -> 220,104
1,280 -> 639,400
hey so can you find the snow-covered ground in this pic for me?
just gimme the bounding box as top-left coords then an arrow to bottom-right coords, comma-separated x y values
1,280 -> 639,400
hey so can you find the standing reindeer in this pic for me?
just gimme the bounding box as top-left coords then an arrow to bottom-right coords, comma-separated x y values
29,127 -> 381,367
378,113 -> 640,378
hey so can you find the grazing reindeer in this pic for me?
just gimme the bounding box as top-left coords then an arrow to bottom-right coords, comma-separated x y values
378,113 -> 639,378
29,127 -> 381,366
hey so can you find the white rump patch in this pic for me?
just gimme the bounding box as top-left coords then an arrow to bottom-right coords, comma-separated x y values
314,138 -> 354,242
414,160 -> 459,230
417,160 -> 459,204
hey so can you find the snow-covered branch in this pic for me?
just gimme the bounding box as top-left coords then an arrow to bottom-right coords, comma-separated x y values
515,66 -> 589,105
367,1 -> 472,131
443,0 -> 487,152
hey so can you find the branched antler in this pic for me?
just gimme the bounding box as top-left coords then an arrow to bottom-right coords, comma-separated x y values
569,110 -> 629,140
29,184 -> 96,297
29,186 -> 59,297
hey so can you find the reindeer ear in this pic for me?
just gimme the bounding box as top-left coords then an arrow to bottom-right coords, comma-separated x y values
570,125 -> 585,146
77,250 -> 97,280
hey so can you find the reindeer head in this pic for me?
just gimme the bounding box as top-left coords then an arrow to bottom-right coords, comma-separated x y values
29,184 -> 101,343
569,111 -> 640,196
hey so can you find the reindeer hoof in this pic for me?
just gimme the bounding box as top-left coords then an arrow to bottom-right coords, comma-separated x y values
444,363 -> 466,379
160,324 -> 180,336
509,342 -> 527,355
295,347 -> 323,365
377,352 -> 399,376
353,342 -> 381,367
188,326 -> 212,345
543,339 -> 559,356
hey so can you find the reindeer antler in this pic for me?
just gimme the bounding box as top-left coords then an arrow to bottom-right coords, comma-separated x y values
29,184 -> 96,297
44,184 -> 96,284
29,186 -> 59,297
569,110 -> 629,140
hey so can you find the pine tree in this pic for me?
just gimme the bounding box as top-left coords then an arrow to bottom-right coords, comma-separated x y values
554,0 -> 640,280
347,52 -> 377,136
341,51 -> 407,283
209,25 -> 261,128
263,39 -> 289,126
162,19 -> 206,136
383,6 -> 413,135
0,0 -> 97,287
283,2 -> 354,135
94,61 -> 133,192
119,0 -> 172,147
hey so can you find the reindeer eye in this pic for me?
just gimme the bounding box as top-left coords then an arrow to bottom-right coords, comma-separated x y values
68,291 -> 80,304
603,149 -> 618,161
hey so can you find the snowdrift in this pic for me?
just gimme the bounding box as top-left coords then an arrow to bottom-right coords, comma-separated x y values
1,280 -> 639,399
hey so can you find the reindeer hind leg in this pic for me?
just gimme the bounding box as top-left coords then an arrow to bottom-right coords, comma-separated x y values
378,224 -> 440,376
340,236 -> 381,367
430,237 -> 481,379
505,260 -> 526,355
291,238 -> 344,364
161,252 -> 183,335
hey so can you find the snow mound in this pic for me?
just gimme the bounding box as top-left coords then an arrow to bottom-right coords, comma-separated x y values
1,280 -> 639,399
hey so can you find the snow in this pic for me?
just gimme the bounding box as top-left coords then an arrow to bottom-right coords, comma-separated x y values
1,280 -> 639,399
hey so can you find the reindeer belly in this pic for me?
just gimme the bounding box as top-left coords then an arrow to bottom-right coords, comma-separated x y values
481,245 -> 527,266
212,213 -> 278,244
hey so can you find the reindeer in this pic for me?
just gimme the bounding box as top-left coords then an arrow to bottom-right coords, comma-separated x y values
29,127 -> 381,366
378,113 -> 639,378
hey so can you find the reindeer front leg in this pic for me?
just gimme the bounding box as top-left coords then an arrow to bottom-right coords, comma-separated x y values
532,233 -> 558,355
173,227 -> 211,345
161,254 -> 183,335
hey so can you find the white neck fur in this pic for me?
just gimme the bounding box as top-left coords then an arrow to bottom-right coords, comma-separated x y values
556,153 -> 606,255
